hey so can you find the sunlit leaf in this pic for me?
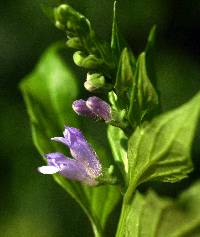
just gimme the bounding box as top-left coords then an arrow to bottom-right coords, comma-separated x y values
126,92 -> 200,201
107,125 -> 128,183
128,52 -> 159,127
115,48 -> 136,98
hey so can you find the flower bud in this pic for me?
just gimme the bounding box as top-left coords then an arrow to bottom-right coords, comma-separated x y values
84,73 -> 105,92
73,52 -> 103,69
86,96 -> 112,122
54,4 -> 91,34
66,37 -> 82,49
72,99 -> 97,119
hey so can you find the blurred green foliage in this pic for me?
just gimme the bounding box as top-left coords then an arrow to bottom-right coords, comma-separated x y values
0,0 -> 200,236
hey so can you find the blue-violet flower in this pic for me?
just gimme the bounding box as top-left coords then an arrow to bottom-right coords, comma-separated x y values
72,96 -> 112,122
72,99 -> 97,119
38,126 -> 102,186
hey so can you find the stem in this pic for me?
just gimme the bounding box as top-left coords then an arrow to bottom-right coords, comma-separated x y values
92,222 -> 104,237
116,181 -> 138,237
116,200 -> 131,237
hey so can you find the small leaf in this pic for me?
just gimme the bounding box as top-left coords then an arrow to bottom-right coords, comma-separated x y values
145,25 -> 156,53
20,44 -> 121,236
107,125 -> 128,184
145,25 -> 157,89
111,1 -> 125,65
126,92 -> 200,201
115,48 -> 136,98
128,52 -> 159,127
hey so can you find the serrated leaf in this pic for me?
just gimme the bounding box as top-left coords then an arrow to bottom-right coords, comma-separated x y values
118,186 -> 200,237
126,92 -> 200,202
128,52 -> 159,127
20,44 -> 121,236
115,48 -> 136,98
107,125 -> 128,183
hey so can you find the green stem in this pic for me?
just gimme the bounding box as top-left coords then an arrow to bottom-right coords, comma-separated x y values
116,181 -> 138,237
92,222 -> 104,237
116,200 -> 131,237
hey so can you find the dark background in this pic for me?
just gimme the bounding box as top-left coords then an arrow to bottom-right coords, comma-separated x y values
1,0 -> 200,236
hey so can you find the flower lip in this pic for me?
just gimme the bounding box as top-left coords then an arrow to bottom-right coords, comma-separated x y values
38,165 -> 60,174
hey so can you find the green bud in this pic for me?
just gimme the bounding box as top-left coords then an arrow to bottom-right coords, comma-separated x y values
73,51 -> 86,66
84,73 -> 105,92
73,51 -> 103,69
66,37 -> 82,49
54,4 -> 91,35
55,20 -> 65,31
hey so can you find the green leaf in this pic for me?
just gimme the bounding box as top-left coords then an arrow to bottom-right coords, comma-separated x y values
117,181 -> 200,237
107,125 -> 128,184
117,184 -> 200,237
115,48 -> 136,98
172,181 -> 200,237
128,52 -> 159,127
126,92 -> 200,202
145,25 -> 158,89
126,191 -> 174,237
20,44 -> 121,236
111,1 -> 124,65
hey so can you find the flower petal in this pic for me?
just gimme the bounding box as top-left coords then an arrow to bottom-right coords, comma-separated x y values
59,159 -> 97,185
63,127 -> 102,177
51,137 -> 68,146
45,152 -> 69,166
38,165 -> 60,174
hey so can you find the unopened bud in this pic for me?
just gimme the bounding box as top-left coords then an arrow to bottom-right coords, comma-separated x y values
54,4 -> 90,34
66,37 -> 82,49
84,73 -> 105,92
72,97 -> 112,122
72,99 -> 97,119
86,96 -> 112,122
73,52 -> 103,69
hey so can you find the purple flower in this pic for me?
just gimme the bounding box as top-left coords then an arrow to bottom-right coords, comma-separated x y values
72,96 -> 112,122
72,99 -> 97,119
38,127 -> 102,186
